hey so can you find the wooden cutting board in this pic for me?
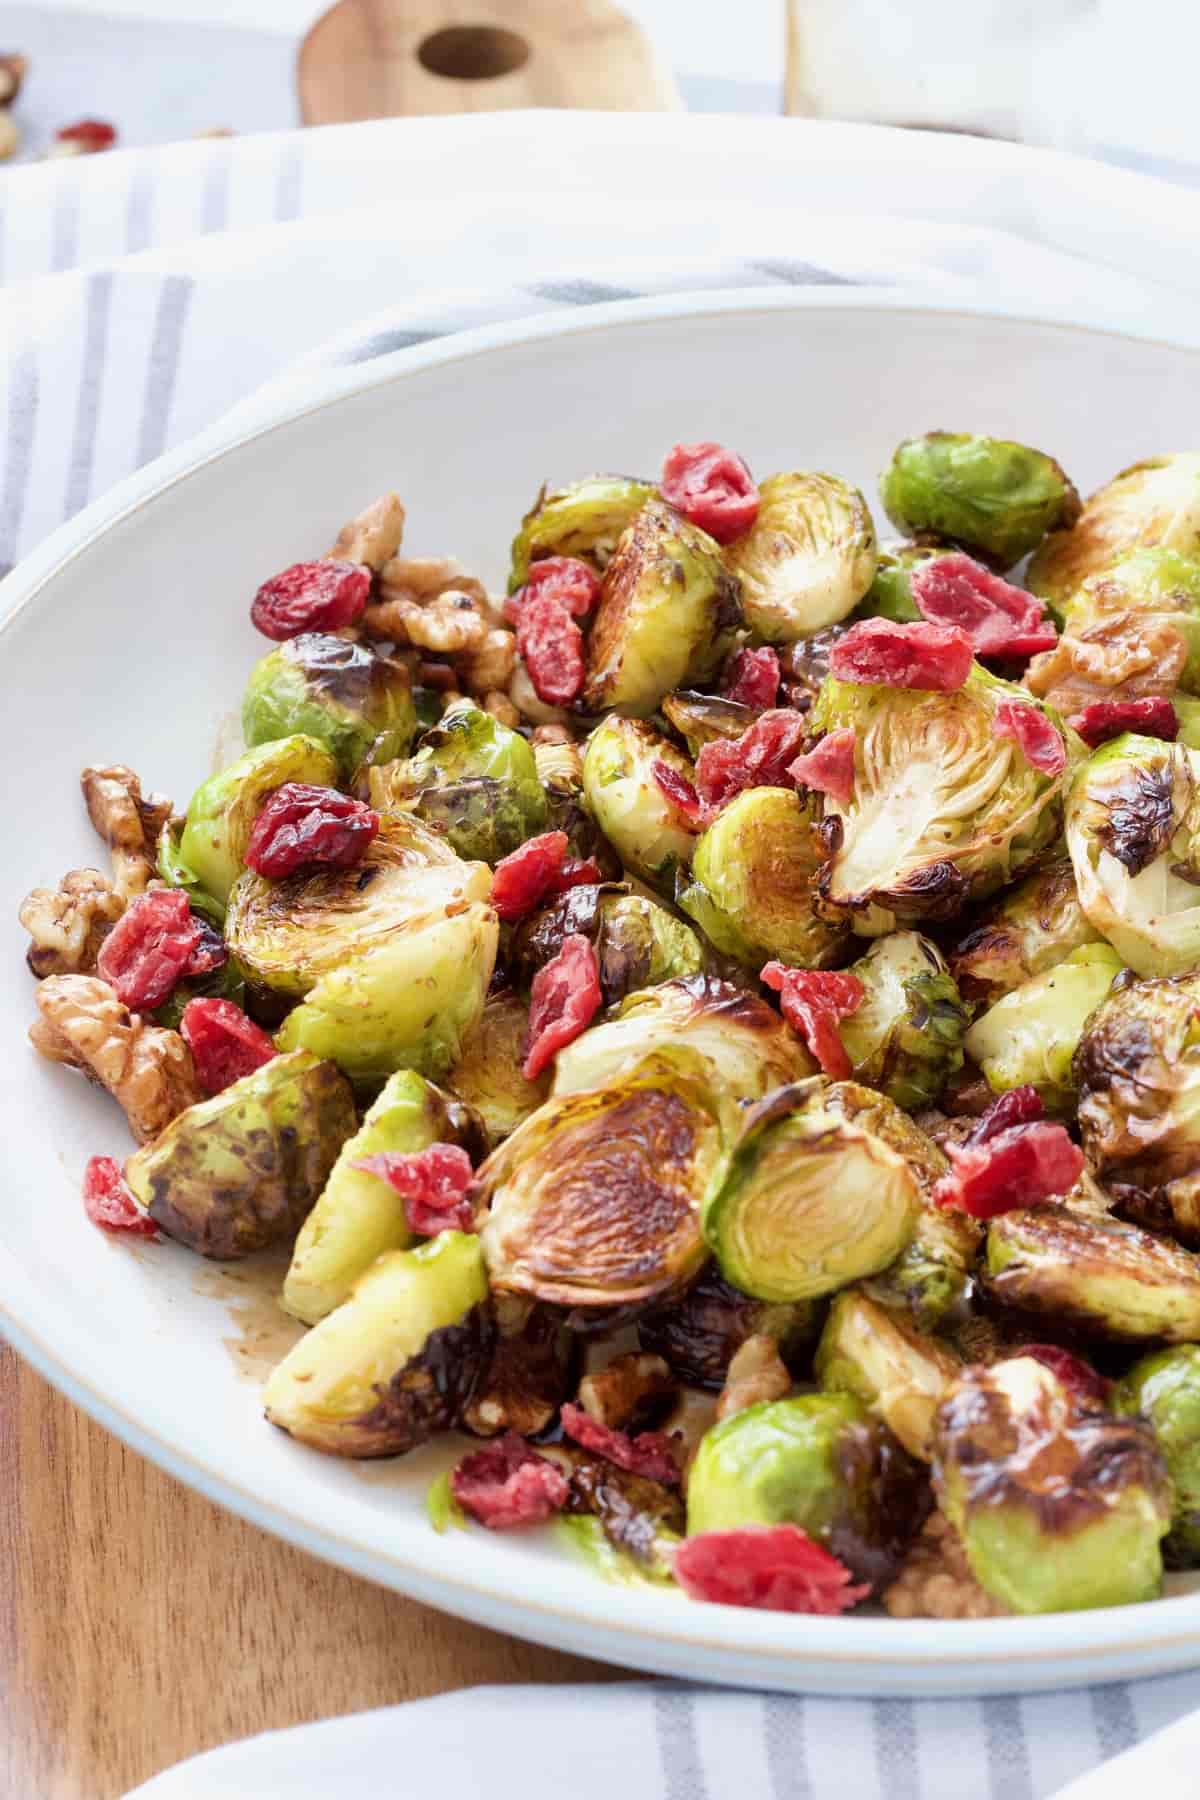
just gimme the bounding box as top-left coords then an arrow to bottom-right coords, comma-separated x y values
298,0 -> 683,124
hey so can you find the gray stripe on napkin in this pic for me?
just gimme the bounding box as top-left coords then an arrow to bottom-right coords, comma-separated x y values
64,272 -> 113,518
873,1698 -> 918,1799
745,259 -> 856,288
126,162 -> 156,256
653,1688 -> 709,1800
763,1695 -> 813,1800
1090,1683 -> 1138,1760
137,276 -> 194,466
51,170 -> 81,275
0,343 -> 38,574
982,1695 -> 1033,1800
527,279 -> 644,306
339,328 -> 443,366
274,141 -> 304,222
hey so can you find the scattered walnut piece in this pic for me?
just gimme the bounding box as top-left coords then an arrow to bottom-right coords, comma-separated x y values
883,1510 -> 1007,1620
508,661 -> 569,728
715,1334 -> 792,1422
1025,608 -> 1188,715
0,55 -> 28,107
376,589 -> 488,656
482,690 -> 521,728
578,1352 -> 676,1431
461,626 -> 518,696
327,493 -> 405,572
19,869 -> 125,977
80,763 -> 173,901
30,974 -> 201,1143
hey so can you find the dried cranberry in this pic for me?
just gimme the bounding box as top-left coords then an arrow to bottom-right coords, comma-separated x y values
1021,1344 -> 1112,1408
55,119 -> 117,153
180,997 -> 277,1095
787,728 -> 857,806
760,962 -> 864,1079
491,831 -> 569,923
184,917 -> 229,977
829,618 -> 974,692
451,1433 -> 570,1530
933,1121 -> 1084,1219
559,1402 -> 681,1487
97,888 -> 201,1011
965,1085 -> 1044,1146
674,1525 -> 870,1614
910,553 -> 1057,662
651,759 -> 703,828
82,1155 -> 158,1238
660,442 -> 760,545
548,856 -> 605,896
723,646 -> 780,710
1070,696 -> 1180,749
693,710 -> 808,821
517,590 -> 586,706
994,700 -> 1066,776
250,560 -> 371,641
517,556 -> 602,619
523,934 -> 602,1081
245,783 -> 379,879
354,1143 -> 475,1237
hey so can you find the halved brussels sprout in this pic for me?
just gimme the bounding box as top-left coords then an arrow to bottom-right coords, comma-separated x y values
476,1046 -> 724,1321
1065,733 -> 1200,977
532,731 -> 614,866
264,1232 -> 491,1457
1112,1346 -> 1200,1566
948,854 -> 1104,1006
880,433 -> 1080,569
661,690 -> 759,757
1076,969 -> 1200,1246
242,634 -> 416,783
178,735 -> 339,907
551,973 -> 814,1102
723,472 -> 877,644
512,883 -> 704,1009
156,818 -> 226,927
581,716 -> 698,890
445,988 -> 550,1147
580,498 -> 740,716
680,787 -> 848,968
702,1082 -> 920,1304
855,542 -> 955,624
839,931 -> 968,1111
986,1206 -> 1200,1342
964,942 -> 1123,1114
686,1393 -> 930,1590
638,1262 -> 822,1391
934,1356 -> 1169,1613
124,1049 -> 356,1259
508,474 -> 656,591
283,1069 -> 483,1324
1027,453 -> 1200,613
368,699 -> 546,865
815,1288 -> 960,1460
812,667 -> 1066,929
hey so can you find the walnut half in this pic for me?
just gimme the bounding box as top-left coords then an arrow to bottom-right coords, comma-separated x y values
715,1334 -> 792,1422
30,974 -> 200,1143
80,763 -> 173,902
19,870 -> 124,979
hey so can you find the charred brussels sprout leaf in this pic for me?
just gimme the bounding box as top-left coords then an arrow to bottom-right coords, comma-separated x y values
964,942 -> 1123,1114
1112,1346 -> 1200,1567
702,1082 -> 920,1304
639,1262 -> 822,1391
446,988 -> 550,1147
686,1393 -> 930,1591
933,1356 -> 1169,1613
856,542 -> 956,624
949,854 -> 1104,1007
839,931 -> 968,1111
723,471 -> 877,644
178,735 -> 339,906
369,699 -> 546,865
986,1206 -> 1200,1343
464,1293 -> 575,1438
815,1288 -> 961,1460
680,787 -> 849,968
264,1232 -> 492,1457
242,634 -> 416,783
582,716 -> 698,890
1027,454 -> 1200,613
581,498 -> 740,716
880,433 -> 1080,570
124,1049 -> 356,1258
156,818 -> 227,927
661,690 -> 759,757
512,883 -> 704,1010
508,474 -> 656,591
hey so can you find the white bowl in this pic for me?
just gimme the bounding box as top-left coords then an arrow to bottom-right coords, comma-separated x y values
4,290 -> 1199,1697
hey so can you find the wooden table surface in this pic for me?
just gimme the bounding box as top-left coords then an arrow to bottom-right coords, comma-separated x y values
0,1346 -> 618,1800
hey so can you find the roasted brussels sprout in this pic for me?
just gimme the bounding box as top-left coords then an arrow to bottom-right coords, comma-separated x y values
1065,733 -> 1200,977
661,689 -> 758,757
552,973 -> 814,1102
446,988 -> 550,1147
580,498 -> 740,716
815,1288 -> 961,1460
477,1046 -> 724,1321
124,1049 -> 356,1258
1027,453 -> 1200,613
948,854 -> 1104,1006
1112,1346 -> 1200,1566
812,667 -> 1066,929
242,634 -> 417,783
283,1068 -> 483,1324
856,542 -> 955,624
686,1393 -> 930,1590
531,730 -> 614,866
680,787 -> 848,968
839,931 -> 968,1111
933,1355 -> 1170,1613
723,471 -> 877,643
964,942 -> 1123,1114
178,735 -> 339,906
880,433 -> 1080,569
508,474 -> 656,590
986,1206 -> 1200,1343
701,1082 -> 920,1304
156,817 -> 226,927
369,699 -> 546,865
264,1232 -> 492,1457
581,716 -> 698,889
512,883 -> 704,1009
638,1262 -> 821,1391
